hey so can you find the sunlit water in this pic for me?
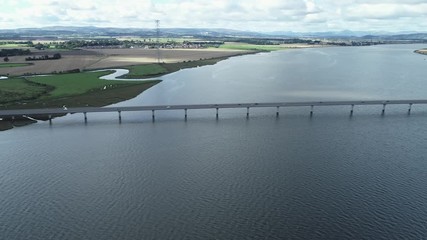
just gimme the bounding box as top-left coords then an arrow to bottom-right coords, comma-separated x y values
1,45 -> 427,239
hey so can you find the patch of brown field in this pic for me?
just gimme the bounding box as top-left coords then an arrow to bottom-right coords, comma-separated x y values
0,48 -> 253,76
34,49 -> 100,56
85,48 -> 254,69
279,44 -> 325,48
0,55 -> 101,76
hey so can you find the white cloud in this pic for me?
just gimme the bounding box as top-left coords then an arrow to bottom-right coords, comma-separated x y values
0,0 -> 426,32
345,3 -> 427,20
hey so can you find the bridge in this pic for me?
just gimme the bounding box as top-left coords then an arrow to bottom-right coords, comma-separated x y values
1,100 -> 426,124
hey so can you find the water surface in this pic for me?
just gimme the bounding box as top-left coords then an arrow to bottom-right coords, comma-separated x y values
1,44 -> 427,239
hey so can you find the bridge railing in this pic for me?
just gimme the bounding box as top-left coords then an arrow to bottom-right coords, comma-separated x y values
1,100 -> 427,123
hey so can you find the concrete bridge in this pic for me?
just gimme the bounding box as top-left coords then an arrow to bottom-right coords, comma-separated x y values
1,100 -> 426,124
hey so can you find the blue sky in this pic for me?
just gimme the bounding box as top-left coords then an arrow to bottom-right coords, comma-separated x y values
0,0 -> 426,32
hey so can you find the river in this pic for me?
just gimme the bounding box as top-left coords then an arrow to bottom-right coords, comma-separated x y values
1,44 -> 427,239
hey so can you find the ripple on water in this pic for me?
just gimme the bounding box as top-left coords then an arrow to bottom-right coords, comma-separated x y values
2,46 -> 427,239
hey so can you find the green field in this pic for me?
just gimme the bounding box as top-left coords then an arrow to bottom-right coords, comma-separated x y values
0,72 -> 161,130
0,57 -> 230,110
29,71 -> 119,97
0,63 -> 31,68
0,71 -> 160,110
0,57 -> 224,110
0,78 -> 50,104
0,57 -> 237,130
124,64 -> 168,78
28,71 -> 157,98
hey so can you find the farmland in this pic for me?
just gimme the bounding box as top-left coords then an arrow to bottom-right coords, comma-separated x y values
0,37 -> 274,130
0,48 -> 253,76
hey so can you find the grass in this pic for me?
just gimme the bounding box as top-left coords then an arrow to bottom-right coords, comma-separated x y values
0,77 -> 160,130
219,43 -> 285,51
0,51 -> 245,130
0,71 -> 161,110
0,56 -> 226,109
28,71 -> 153,98
0,56 -> 231,109
0,78 -> 50,104
124,64 -> 169,78
11,80 -> 160,109
0,63 -> 32,68
0,56 -> 238,130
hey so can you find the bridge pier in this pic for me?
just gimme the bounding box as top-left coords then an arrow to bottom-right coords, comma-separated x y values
3,101 -> 427,125
152,110 -> 155,122
118,111 -> 122,123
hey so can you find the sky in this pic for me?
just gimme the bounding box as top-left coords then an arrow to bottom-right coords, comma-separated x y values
0,0 -> 426,32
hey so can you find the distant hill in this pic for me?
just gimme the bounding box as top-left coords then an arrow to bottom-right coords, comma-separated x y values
0,26 -> 426,41
0,26 -> 263,38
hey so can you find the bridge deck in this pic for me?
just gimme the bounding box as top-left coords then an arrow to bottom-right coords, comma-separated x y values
1,100 -> 426,117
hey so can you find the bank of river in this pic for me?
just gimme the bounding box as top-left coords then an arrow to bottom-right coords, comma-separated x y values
0,80 -> 159,131
415,49 -> 427,55
98,69 -> 130,80
0,55 -> 249,131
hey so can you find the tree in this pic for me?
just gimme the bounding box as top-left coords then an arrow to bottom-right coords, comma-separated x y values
34,43 -> 44,50
3,57 -> 9,62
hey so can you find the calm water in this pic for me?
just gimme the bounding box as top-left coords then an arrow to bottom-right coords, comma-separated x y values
1,45 -> 427,239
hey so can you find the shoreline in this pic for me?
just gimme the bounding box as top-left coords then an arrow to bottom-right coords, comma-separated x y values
415,49 -> 427,55
0,81 -> 160,131
0,52 -> 260,131
0,48 -> 258,77
86,50 -> 261,79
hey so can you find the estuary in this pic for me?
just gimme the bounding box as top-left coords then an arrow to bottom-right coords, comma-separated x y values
1,44 -> 427,239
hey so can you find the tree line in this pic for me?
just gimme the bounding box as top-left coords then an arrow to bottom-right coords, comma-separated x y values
25,53 -> 62,61
0,41 -> 32,45
0,48 -> 31,57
